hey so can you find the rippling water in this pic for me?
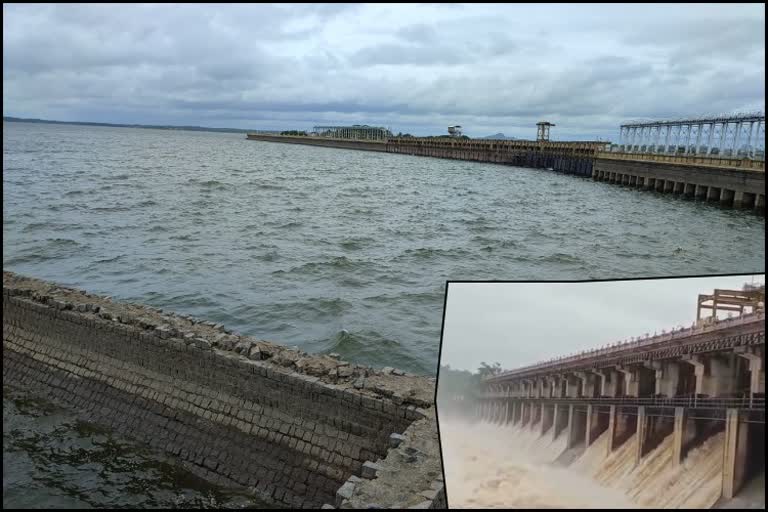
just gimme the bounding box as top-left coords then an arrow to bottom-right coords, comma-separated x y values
2,388 -> 265,509
3,121 -> 766,375
3,121 -> 766,508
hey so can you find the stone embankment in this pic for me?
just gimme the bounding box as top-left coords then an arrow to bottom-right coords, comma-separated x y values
3,271 -> 445,509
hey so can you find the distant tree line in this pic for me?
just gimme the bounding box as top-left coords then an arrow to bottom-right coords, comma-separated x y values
437,361 -> 503,399
280,130 -> 308,136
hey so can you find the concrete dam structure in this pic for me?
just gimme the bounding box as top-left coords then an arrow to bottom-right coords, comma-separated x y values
2,272 -> 446,509
473,287 -> 765,508
246,133 -> 765,215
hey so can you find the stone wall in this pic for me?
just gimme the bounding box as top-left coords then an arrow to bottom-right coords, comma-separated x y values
246,134 -> 387,152
2,272 -> 442,509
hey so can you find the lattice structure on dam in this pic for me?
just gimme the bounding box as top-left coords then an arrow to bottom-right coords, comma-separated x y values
312,125 -> 392,141
475,283 -> 765,503
615,112 -> 765,160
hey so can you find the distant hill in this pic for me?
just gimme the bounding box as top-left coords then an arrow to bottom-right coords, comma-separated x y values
3,116 -> 256,134
480,133 -> 519,140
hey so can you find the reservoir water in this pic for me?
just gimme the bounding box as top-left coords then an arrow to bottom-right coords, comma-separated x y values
4,122 -> 765,376
3,121 -> 765,507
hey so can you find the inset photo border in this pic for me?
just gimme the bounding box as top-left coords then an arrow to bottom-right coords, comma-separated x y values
434,273 -> 765,509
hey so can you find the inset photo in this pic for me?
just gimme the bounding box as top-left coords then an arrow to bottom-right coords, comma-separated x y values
436,275 -> 765,509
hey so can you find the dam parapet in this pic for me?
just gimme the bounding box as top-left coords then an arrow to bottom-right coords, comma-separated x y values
2,271 -> 445,509
246,133 -> 764,213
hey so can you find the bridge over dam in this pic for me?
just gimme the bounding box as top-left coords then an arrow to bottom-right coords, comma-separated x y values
470,289 -> 765,507
246,133 -> 765,214
2,272 -> 446,509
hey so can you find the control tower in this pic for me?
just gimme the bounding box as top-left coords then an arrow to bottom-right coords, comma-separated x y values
536,121 -> 555,142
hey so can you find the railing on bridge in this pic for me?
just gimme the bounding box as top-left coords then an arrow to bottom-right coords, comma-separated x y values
247,130 -> 282,135
478,394 -> 766,411
486,310 -> 765,382
597,151 -> 766,171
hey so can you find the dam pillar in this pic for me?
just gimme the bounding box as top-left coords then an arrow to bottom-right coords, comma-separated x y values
594,368 -> 619,397
646,360 -> 681,397
547,377 -> 558,398
553,403 -> 568,441
566,405 -> 584,449
612,406 -> 637,453
521,401 -> 531,427
722,409 -> 749,499
733,191 -> 745,208
684,183 -> 696,198
672,407 -> 687,466
682,353 -> 738,397
565,374 -> 581,397
634,406 -> 647,466
531,400 -> 541,428
541,403 -> 553,435
720,188 -> 735,207
674,181 -> 685,195
735,346 -> 765,403
616,365 -> 639,397
586,404 -> 608,447
576,371 -> 598,398
607,405 -> 617,454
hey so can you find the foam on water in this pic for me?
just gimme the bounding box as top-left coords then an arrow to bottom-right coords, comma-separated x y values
442,418 -> 758,509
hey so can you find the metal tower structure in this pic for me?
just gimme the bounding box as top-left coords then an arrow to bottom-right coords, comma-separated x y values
617,112 -> 765,159
536,121 -> 555,142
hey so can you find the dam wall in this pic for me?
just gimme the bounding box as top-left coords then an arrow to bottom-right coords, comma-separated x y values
593,156 -> 766,212
246,134 -> 764,214
2,272 -> 445,509
384,137 -> 601,177
246,134 -> 387,152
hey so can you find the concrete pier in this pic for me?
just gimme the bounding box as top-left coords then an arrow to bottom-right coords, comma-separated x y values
592,155 -> 765,214
246,134 -> 765,215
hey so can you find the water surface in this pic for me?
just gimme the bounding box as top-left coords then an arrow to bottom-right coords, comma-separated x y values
3,121 -> 765,375
2,388 -> 265,509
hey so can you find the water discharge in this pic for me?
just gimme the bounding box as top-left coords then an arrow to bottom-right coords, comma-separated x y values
440,416 -> 761,509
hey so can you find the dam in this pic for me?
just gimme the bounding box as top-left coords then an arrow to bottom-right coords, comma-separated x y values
246,115 -> 766,215
2,272 -> 446,509
465,284 -> 765,508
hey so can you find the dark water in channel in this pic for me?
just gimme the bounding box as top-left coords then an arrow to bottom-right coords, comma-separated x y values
2,388 -> 265,509
2,121 -> 765,508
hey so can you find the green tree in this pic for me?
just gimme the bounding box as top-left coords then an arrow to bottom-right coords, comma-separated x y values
477,361 -> 503,378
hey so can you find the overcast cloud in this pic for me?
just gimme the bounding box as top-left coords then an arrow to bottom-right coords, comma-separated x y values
3,3 -> 765,138
441,274 -> 766,373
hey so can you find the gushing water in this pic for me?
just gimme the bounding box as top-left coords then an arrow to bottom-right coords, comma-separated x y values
440,419 -> 640,509
441,415 -> 753,509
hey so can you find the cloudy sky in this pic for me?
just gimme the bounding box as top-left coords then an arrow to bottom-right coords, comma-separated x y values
3,3 -> 765,138
441,274 -> 765,373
